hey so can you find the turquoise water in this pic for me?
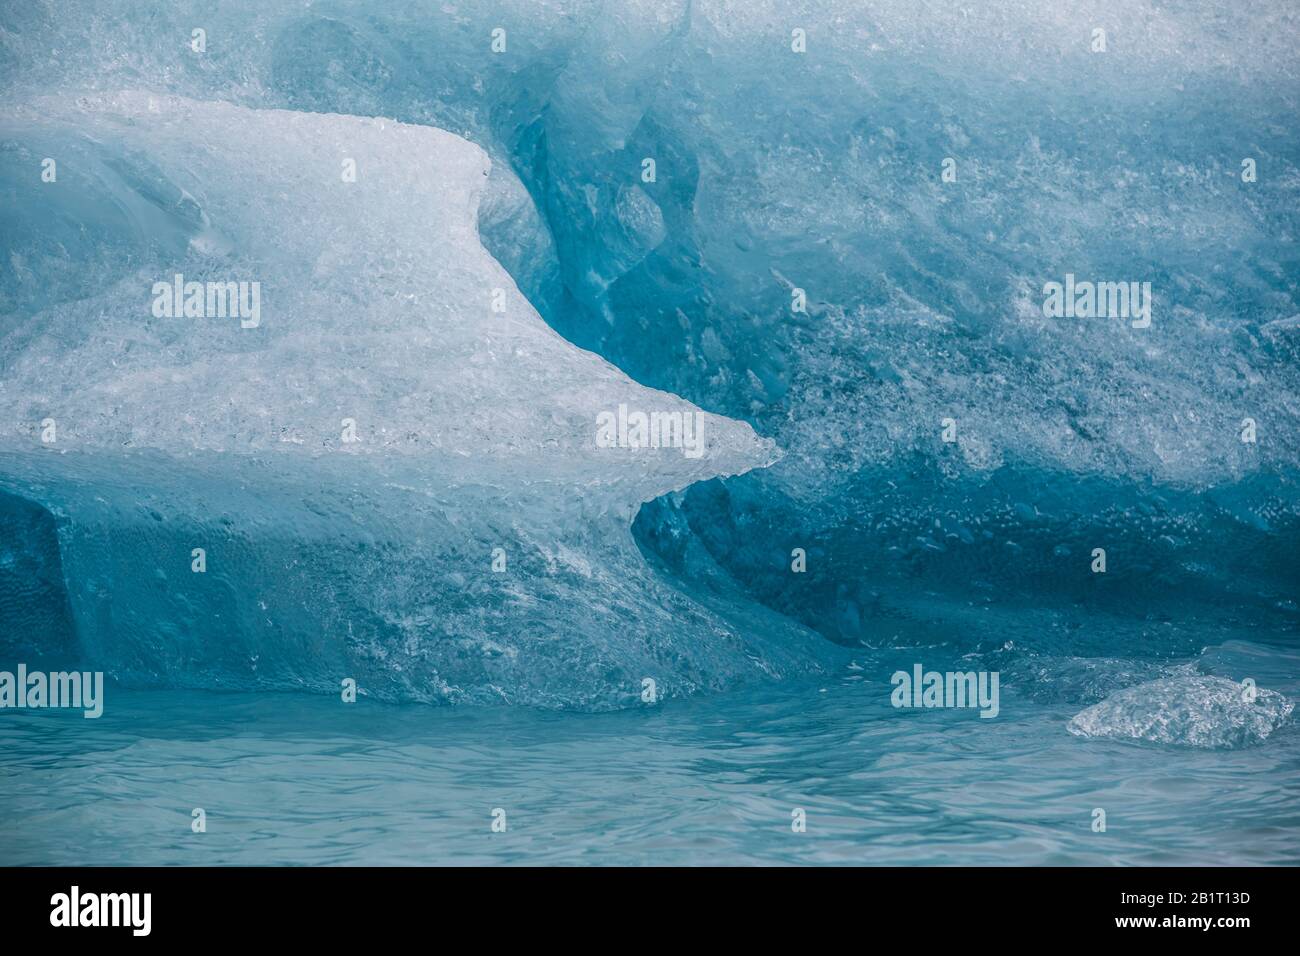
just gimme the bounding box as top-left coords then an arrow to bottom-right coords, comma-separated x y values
4,647 -> 1297,867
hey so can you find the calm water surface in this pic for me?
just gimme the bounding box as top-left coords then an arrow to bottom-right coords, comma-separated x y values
3,655 -> 1297,866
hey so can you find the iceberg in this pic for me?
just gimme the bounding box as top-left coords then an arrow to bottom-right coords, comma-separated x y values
3,1 -> 1297,655
1,1 -> 1297,713
0,92 -> 834,707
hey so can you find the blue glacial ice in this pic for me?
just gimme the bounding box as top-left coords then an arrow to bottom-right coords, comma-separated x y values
0,91 -> 836,706
1,0 -> 1298,736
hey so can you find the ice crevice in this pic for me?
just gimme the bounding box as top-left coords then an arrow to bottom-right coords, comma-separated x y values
0,92 -> 836,708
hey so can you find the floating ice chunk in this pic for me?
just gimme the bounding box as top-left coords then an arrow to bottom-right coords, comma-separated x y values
1067,674 -> 1293,748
